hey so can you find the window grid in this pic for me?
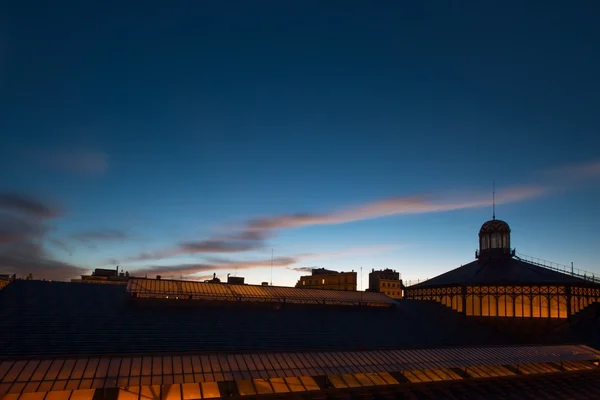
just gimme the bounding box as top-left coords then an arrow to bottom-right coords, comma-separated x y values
2,345 -> 599,396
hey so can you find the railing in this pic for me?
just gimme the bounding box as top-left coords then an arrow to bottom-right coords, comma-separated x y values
403,279 -> 429,287
515,252 -> 600,284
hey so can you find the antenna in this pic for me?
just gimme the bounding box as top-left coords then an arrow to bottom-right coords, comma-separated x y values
492,181 -> 496,220
270,248 -> 274,286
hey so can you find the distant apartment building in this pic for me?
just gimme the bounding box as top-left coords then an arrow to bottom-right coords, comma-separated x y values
71,267 -> 132,285
368,268 -> 403,299
295,268 -> 357,291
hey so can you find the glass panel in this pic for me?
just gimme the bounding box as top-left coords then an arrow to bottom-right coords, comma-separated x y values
532,295 -> 542,318
29,360 -> 52,381
481,295 -> 490,317
541,296 -> 550,318
473,296 -> 481,316
269,377 -> 290,393
45,391 -> 73,400
70,389 -> 95,400
559,295 -> 568,318
283,377 -> 305,392
236,380 -> 256,396
497,296 -> 506,317
299,376 -> 320,391
514,296 -> 524,317
201,381 -> 220,398
327,375 -> 347,389
181,383 -> 201,400
44,360 -> 65,381
161,384 -> 181,400
523,296 -> 531,317
16,360 -> 39,382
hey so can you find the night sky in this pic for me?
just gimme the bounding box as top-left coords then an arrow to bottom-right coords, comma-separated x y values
1,1 -> 599,286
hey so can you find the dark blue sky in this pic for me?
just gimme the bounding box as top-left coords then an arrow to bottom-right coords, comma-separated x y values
1,1 -> 599,284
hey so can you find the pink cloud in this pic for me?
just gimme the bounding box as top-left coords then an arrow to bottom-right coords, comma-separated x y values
542,159 -> 600,181
246,184 -> 546,231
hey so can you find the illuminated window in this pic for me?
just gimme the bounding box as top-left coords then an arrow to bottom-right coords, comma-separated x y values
322,279 -> 325,285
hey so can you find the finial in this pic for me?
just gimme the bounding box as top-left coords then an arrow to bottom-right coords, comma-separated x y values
492,181 -> 496,220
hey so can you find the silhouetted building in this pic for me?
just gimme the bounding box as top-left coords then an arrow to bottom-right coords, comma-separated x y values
71,267 -> 132,285
204,273 -> 221,283
227,275 -> 245,285
405,217 -> 600,318
368,268 -> 403,299
295,268 -> 357,291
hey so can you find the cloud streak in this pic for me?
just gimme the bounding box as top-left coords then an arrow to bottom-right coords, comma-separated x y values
245,184 -> 546,232
42,150 -> 110,176
129,245 -> 396,278
129,256 -> 298,278
0,193 -> 86,280
126,232 -> 268,262
0,193 -> 62,219
71,229 -> 127,243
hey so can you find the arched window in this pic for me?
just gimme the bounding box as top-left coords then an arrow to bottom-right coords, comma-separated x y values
514,295 -> 524,317
466,295 -> 478,316
482,295 -> 497,316
559,296 -> 568,318
498,295 -> 512,317
532,296 -> 542,318
540,296 -> 549,318
550,296 -> 560,318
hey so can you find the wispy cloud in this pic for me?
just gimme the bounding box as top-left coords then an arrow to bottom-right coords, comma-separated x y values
0,193 -> 86,280
541,159 -> 600,182
71,229 -> 127,243
47,238 -> 74,255
126,233 -> 268,262
0,193 -> 62,219
129,256 -> 298,278
121,185 -> 542,265
289,266 -> 317,273
0,214 -> 48,243
114,159 -> 600,271
130,245 -> 397,278
37,150 -> 109,176
245,184 -> 546,232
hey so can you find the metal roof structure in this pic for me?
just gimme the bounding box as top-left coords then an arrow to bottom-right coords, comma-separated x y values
126,278 -> 395,307
0,280 -> 501,357
408,255 -> 598,289
1,345 -> 599,398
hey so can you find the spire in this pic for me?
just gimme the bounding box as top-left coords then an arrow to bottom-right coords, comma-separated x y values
492,181 -> 496,220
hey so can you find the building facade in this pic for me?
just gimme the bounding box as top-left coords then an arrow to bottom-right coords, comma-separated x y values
368,268 -> 402,298
295,268 -> 357,291
404,217 -> 600,318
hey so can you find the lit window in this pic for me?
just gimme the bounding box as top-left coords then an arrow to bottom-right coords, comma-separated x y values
322,279 -> 325,284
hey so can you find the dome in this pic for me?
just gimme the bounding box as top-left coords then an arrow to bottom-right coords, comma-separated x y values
478,218 -> 511,258
479,219 -> 511,235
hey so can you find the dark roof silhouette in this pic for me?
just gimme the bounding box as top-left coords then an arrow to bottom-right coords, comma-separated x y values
0,280 -> 503,357
410,256 -> 598,289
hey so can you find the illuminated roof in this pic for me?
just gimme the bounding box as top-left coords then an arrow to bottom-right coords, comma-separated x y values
127,278 -> 394,307
1,345 -> 598,398
409,255 -> 597,289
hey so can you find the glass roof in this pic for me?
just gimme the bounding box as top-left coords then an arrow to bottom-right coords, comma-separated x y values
126,278 -> 396,307
1,345 -> 598,397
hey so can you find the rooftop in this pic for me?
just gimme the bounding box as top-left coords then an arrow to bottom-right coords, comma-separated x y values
409,254 -> 600,289
0,280 -> 501,358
